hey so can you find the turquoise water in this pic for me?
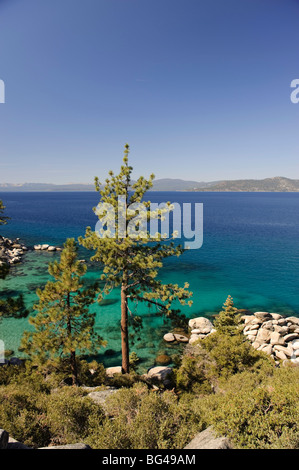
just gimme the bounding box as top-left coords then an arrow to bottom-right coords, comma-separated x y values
1,191 -> 299,371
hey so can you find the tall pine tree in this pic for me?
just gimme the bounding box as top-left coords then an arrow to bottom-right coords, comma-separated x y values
80,144 -> 192,373
21,238 -> 105,385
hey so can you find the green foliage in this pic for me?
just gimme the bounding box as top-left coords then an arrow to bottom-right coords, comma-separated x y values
79,144 -> 192,372
129,352 -> 140,372
174,348 -> 215,395
213,295 -> 241,335
86,383 -> 199,449
46,387 -> 104,446
21,239 -> 106,385
190,366 -> 299,449
0,200 -> 9,226
202,331 -> 272,379
0,383 -> 51,447
0,294 -> 29,321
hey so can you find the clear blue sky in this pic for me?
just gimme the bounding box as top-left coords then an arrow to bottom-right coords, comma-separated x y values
0,0 -> 299,183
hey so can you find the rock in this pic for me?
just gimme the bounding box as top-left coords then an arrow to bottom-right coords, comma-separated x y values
189,334 -> 200,344
173,334 -> 189,343
34,245 -> 41,250
260,344 -> 273,355
7,437 -> 31,449
0,429 -> 9,449
184,426 -> 232,450
85,387 -> 118,408
241,315 -> 253,324
273,345 -> 293,358
188,317 -> 213,333
261,320 -> 274,330
273,325 -> 289,335
47,246 -> 56,252
254,312 -> 272,321
277,318 -> 288,326
244,329 -> 257,336
163,333 -> 175,343
292,340 -> 299,350
156,354 -> 172,365
252,341 -> 262,350
146,366 -> 173,385
270,332 -> 285,346
247,335 -> 256,342
256,328 -> 271,343
284,333 -> 299,343
39,443 -> 91,449
41,244 -> 49,250
247,324 -> 260,331
105,366 -> 122,377
286,317 -> 299,326
270,313 -> 283,321
275,350 -> 287,361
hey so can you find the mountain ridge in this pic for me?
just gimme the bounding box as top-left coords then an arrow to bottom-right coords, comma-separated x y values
0,177 -> 298,192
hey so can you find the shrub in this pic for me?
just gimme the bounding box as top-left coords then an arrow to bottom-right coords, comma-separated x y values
86,383 -> 199,449
190,366 -> 299,449
46,386 -> 104,446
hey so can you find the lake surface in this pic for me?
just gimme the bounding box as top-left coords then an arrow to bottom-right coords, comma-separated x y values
1,191 -> 299,371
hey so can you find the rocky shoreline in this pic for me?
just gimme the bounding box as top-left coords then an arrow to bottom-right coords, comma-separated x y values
0,236 -> 28,266
241,311 -> 299,364
163,310 -> 299,366
0,236 -> 64,269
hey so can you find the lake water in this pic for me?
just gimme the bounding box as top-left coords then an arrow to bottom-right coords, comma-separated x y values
1,191 -> 299,371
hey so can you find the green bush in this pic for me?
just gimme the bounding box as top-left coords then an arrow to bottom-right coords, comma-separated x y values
46,386 -> 104,446
0,383 -> 50,447
86,383 -> 199,449
190,366 -> 299,449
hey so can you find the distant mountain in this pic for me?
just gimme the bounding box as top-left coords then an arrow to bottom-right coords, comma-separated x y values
151,179 -> 217,191
0,180 -> 216,192
196,177 -> 299,192
0,177 -> 299,192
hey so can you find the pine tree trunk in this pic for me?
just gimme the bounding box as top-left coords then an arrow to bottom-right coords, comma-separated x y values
121,280 -> 130,374
70,350 -> 78,386
67,293 -> 78,386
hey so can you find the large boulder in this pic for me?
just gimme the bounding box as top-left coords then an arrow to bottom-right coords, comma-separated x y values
173,334 -> 189,343
105,366 -> 122,377
39,443 -> 91,449
146,366 -> 173,385
254,312 -> 272,321
0,429 -> 9,449
184,426 -> 232,450
163,333 -> 175,343
85,387 -> 118,407
188,317 -> 213,334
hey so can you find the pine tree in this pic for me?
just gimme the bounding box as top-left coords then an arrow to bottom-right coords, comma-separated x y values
0,200 -> 9,226
214,295 -> 241,336
79,144 -> 192,373
21,238 -> 105,385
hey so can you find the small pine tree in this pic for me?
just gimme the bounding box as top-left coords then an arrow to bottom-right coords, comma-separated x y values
214,295 -> 241,336
21,238 -> 106,385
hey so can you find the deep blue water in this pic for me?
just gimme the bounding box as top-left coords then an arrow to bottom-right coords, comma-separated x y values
1,191 -> 299,370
